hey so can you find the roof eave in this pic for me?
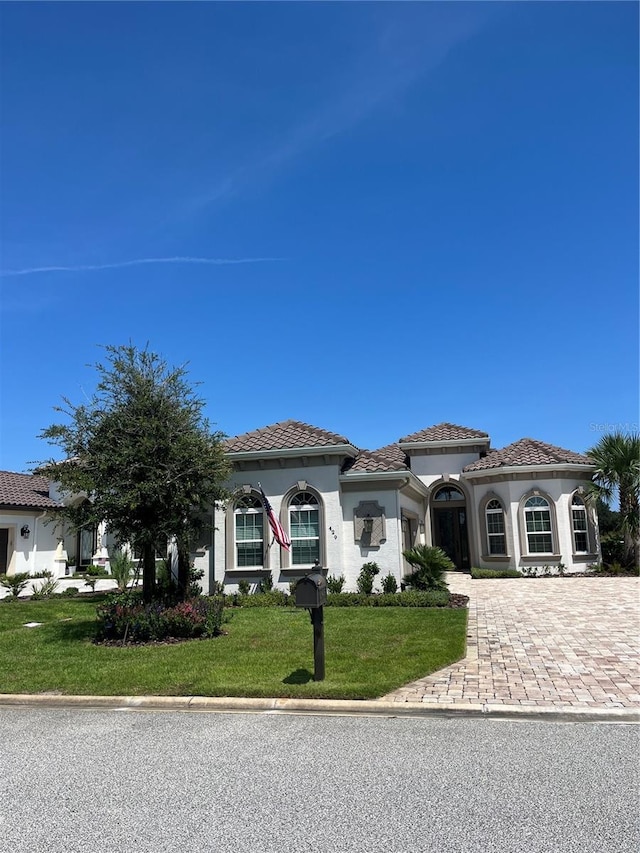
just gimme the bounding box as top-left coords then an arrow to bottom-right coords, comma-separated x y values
462,462 -> 595,478
400,437 -> 490,450
340,470 -> 429,496
226,443 -> 359,462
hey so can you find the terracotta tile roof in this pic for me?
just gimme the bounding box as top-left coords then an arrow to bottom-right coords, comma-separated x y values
344,443 -> 409,474
399,422 -> 490,443
463,438 -> 592,472
0,471 -> 60,508
225,420 -> 354,454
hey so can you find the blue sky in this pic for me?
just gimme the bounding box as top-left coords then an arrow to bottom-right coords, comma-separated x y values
1,1 -> 638,473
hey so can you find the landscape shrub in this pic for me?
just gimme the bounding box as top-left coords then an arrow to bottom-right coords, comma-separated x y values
0,572 -> 31,598
86,565 -> 110,577
31,576 -> 60,599
326,574 -> 346,593
231,590 -> 290,608
381,573 -> 398,594
259,572 -> 274,592
356,562 -> 380,594
471,568 -> 523,579
109,549 -> 135,592
224,589 -> 455,607
326,590 -> 451,608
95,595 -> 225,643
402,546 -> 452,591
237,579 -> 251,595
62,586 -> 80,597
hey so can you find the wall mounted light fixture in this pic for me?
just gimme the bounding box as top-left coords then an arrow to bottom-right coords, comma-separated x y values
20,524 -> 30,539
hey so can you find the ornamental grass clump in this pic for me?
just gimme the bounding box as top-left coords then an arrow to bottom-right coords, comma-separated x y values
0,572 -> 31,598
402,545 -> 453,591
95,594 -> 224,643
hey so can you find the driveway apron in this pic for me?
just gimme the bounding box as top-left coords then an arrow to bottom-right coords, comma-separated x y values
383,574 -> 640,710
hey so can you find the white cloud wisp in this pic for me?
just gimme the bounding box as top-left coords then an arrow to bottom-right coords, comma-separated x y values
0,256 -> 282,278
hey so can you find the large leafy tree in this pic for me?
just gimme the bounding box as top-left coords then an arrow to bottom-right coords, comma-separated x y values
587,432 -> 640,568
37,345 -> 230,600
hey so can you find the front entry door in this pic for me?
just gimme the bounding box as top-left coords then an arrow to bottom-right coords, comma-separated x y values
433,507 -> 470,571
0,528 -> 9,574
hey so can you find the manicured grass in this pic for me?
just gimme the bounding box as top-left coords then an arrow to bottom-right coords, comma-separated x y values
0,597 -> 467,699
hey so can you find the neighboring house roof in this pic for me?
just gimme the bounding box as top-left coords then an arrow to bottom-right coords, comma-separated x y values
0,471 -> 60,509
225,419 -> 354,453
399,422 -> 490,443
463,438 -> 592,472
344,443 -> 408,474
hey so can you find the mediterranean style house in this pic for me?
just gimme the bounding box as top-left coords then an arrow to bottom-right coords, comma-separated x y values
0,421 -> 600,592
205,420 -> 600,592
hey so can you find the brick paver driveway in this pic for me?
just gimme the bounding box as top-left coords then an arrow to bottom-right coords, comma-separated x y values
383,573 -> 640,710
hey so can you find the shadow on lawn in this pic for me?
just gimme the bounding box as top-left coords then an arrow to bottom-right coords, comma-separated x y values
282,668 -> 313,685
45,620 -> 96,643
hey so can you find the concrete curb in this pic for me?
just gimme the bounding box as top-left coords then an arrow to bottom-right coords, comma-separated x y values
0,693 -> 638,723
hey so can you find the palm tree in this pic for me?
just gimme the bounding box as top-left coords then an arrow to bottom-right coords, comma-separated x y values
587,432 -> 640,568
402,545 -> 453,591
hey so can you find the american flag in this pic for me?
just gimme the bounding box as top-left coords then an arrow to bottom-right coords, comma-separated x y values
259,485 -> 291,550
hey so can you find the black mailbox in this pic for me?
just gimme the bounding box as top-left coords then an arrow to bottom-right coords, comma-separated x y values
295,572 -> 327,608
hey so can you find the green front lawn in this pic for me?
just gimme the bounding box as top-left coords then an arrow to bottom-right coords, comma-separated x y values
0,597 -> 467,699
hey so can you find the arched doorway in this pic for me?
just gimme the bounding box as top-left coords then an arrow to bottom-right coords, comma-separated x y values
431,485 -> 470,571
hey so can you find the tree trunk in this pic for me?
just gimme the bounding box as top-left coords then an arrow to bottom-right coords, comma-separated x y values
177,540 -> 190,600
143,543 -> 156,603
619,490 -> 639,569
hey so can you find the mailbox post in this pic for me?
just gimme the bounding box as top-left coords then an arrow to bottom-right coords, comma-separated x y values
294,570 -> 327,681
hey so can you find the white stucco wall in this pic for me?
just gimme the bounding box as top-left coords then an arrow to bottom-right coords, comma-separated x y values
213,462 -> 345,593
467,475 -> 599,573
0,511 -> 61,576
409,451 -> 481,482
340,487 -> 404,591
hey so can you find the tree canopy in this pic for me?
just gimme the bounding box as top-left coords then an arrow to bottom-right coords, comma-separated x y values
587,431 -> 640,568
37,344 -> 230,599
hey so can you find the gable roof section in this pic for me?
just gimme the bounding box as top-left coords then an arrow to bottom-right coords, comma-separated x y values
225,419 -> 354,454
0,471 -> 60,509
463,438 -> 592,472
343,443 -> 408,474
399,422 -> 489,443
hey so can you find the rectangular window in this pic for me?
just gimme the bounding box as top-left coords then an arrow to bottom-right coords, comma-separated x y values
525,497 -> 553,554
572,509 -> 588,552
486,511 -> 506,555
235,512 -> 263,567
488,534 -> 506,555
526,511 -> 551,533
527,533 -> 553,553
291,508 -> 320,565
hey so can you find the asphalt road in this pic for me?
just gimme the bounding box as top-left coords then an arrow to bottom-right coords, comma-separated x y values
0,709 -> 637,853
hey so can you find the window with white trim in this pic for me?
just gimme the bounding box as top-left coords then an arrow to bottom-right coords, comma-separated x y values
524,496 -> 553,553
485,499 -> 506,555
234,495 -> 264,568
571,494 -> 589,553
289,491 -> 320,566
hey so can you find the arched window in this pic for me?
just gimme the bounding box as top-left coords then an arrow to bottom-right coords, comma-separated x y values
571,494 -> 589,553
234,494 -> 264,568
485,499 -> 506,555
524,495 -> 553,553
289,491 -> 320,566
433,486 -> 465,502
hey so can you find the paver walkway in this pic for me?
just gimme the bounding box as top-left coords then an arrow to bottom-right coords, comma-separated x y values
383,573 -> 640,710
